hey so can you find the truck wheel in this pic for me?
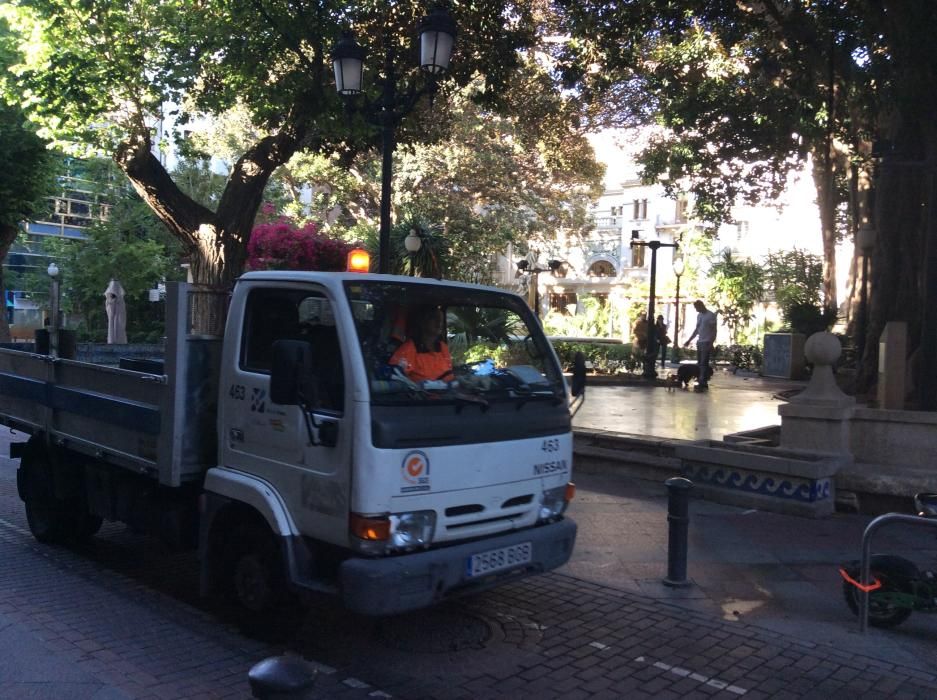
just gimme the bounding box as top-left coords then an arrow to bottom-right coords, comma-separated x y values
20,444 -> 99,545
25,493 -> 99,544
78,513 -> 104,539
230,524 -> 290,614
24,490 -> 72,544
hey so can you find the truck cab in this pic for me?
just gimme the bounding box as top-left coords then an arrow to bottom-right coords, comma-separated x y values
204,272 -> 577,615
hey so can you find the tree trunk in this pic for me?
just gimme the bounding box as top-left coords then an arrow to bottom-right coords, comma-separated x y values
856,0 -> 937,402
810,147 -> 839,313
0,223 -> 17,343
857,134 -> 931,395
113,125 -> 303,333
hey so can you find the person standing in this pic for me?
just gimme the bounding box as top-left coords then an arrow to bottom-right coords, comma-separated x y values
655,314 -> 670,370
632,313 -> 649,352
683,300 -> 717,392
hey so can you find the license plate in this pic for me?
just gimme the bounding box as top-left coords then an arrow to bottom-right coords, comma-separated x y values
467,542 -> 532,577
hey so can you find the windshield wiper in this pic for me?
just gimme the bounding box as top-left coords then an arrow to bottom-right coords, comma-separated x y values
514,389 -> 564,410
453,392 -> 489,413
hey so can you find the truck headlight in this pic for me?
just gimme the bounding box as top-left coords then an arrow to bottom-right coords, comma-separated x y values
539,484 -> 572,522
389,510 -> 436,549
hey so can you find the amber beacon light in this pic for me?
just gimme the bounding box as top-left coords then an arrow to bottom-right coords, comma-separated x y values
347,248 -> 370,273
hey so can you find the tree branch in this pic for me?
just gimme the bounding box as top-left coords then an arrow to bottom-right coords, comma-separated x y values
250,0 -> 321,75
114,129 -> 214,251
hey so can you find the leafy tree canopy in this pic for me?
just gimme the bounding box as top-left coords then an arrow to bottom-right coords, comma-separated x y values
0,14 -> 57,341
0,0 -> 557,301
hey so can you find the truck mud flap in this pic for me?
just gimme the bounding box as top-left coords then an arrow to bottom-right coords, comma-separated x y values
10,441 -> 27,460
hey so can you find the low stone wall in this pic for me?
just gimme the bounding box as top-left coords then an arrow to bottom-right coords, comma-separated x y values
676,441 -> 845,518
574,430 -> 847,518
75,343 -> 164,366
850,406 -> 937,470
0,342 -> 164,366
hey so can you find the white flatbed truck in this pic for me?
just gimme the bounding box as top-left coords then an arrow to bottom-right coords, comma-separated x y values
0,272 -> 580,615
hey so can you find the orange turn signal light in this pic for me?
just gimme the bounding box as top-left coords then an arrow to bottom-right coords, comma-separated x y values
565,482 -> 576,502
347,248 -> 370,273
350,513 -> 390,541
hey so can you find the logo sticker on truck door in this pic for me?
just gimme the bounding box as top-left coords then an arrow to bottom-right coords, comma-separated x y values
401,451 -> 431,493
251,387 -> 267,413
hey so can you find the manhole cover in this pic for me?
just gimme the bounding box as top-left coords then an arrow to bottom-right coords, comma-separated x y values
377,607 -> 492,653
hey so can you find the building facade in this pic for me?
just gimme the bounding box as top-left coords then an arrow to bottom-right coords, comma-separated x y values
6,166 -> 110,327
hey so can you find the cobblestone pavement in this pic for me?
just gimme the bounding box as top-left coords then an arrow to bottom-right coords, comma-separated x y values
1,430 -> 937,699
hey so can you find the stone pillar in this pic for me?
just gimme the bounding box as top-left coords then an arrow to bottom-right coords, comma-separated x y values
877,321 -> 907,409
779,331 -> 855,456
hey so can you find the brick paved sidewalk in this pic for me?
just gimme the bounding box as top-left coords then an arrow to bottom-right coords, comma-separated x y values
287,570 -> 937,699
1,506 -> 936,698
0,497 -> 377,699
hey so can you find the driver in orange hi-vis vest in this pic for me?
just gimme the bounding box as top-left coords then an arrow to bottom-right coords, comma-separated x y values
389,305 -> 454,383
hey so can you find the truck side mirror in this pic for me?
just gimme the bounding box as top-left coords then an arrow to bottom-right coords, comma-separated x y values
270,340 -> 316,406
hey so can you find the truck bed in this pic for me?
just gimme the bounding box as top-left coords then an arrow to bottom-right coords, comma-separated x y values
0,284 -> 221,486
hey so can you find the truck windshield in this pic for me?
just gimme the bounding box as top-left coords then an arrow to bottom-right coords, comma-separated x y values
343,281 -> 566,405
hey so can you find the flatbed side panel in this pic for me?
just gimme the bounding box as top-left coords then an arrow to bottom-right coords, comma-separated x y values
0,350 -> 48,431
0,348 -> 165,474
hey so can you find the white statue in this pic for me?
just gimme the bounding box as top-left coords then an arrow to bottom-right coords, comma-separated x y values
105,279 -> 127,344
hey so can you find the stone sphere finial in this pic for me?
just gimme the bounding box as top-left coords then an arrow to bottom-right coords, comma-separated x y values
804,331 -> 841,367
792,331 -> 853,406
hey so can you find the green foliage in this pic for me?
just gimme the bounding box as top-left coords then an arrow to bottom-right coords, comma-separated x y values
11,158 -> 188,342
61,206 -> 183,343
551,341 -> 641,375
0,15 -> 59,339
708,250 -> 766,343
714,344 -> 764,372
764,249 -> 825,326
764,249 -> 823,309
0,105 -> 56,231
555,1 -> 863,228
784,303 -> 837,337
447,306 -> 524,361
392,81 -> 604,283
458,341 -> 529,369
392,221 -> 451,279
0,0 -> 580,291
541,295 -> 622,339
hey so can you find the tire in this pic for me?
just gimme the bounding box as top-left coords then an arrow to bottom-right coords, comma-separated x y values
77,513 -> 104,539
24,489 -> 73,544
842,570 -> 913,628
20,442 -> 99,545
228,522 -> 291,615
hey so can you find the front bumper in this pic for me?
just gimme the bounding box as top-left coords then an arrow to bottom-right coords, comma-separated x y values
340,518 -> 577,616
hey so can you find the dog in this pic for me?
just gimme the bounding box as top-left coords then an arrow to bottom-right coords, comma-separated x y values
665,373 -> 680,392
676,363 -> 714,389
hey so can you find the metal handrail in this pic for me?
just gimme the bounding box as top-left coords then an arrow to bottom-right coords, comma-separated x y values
857,513 -> 937,633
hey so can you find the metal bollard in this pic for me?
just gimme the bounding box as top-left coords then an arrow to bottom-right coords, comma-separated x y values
663,477 -> 693,588
248,655 -> 318,699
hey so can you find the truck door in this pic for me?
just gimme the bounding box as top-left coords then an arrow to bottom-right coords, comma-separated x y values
222,284 -> 350,544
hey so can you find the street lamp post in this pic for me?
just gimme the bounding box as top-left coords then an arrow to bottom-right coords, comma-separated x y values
331,7 -> 457,274
47,262 -> 60,358
630,231 -> 678,379
516,259 -> 562,319
672,248 -> 685,363
404,227 -> 422,276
